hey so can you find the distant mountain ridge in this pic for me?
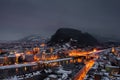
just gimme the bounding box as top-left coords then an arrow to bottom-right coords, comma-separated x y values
19,34 -> 45,42
92,34 -> 120,43
15,28 -> 120,46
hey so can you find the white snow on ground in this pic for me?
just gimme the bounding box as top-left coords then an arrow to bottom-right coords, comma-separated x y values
62,73 -> 68,80
58,78 -> 62,80
57,68 -> 72,74
44,77 -> 50,80
4,71 -> 42,80
33,71 -> 41,76
4,76 -> 19,80
44,65 -> 72,80
102,77 -> 110,80
44,69 -> 52,73
48,74 -> 57,78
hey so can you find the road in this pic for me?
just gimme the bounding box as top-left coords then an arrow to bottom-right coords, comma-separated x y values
73,60 -> 95,80
73,50 -> 106,80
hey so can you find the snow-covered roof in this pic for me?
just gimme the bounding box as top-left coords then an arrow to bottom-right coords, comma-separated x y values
112,74 -> 120,77
105,65 -> 119,68
5,76 -> 19,80
48,74 -> 57,78
57,68 -> 72,74
102,77 -> 110,80
0,57 -> 4,59
116,57 -> 120,60
8,54 -> 16,57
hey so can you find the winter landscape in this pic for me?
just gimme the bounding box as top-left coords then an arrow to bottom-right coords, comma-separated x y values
0,0 -> 120,80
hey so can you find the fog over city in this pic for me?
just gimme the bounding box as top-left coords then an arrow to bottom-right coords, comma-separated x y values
0,0 -> 120,40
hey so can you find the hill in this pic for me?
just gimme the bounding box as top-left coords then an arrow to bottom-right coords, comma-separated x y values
48,28 -> 98,47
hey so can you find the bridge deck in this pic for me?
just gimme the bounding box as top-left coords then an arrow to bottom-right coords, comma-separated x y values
0,58 -> 73,70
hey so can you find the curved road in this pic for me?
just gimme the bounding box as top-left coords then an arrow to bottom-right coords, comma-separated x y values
73,60 -> 95,80
73,50 -> 106,80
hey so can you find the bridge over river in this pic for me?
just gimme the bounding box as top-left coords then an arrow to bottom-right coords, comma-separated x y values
0,49 -> 111,80
0,56 -> 86,79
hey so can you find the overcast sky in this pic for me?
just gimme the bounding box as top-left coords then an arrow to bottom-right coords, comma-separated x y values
0,0 -> 120,40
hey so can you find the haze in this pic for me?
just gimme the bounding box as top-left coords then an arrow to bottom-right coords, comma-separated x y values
0,0 -> 120,40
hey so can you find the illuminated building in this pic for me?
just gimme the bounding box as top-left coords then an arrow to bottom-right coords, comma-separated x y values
33,47 -> 40,54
